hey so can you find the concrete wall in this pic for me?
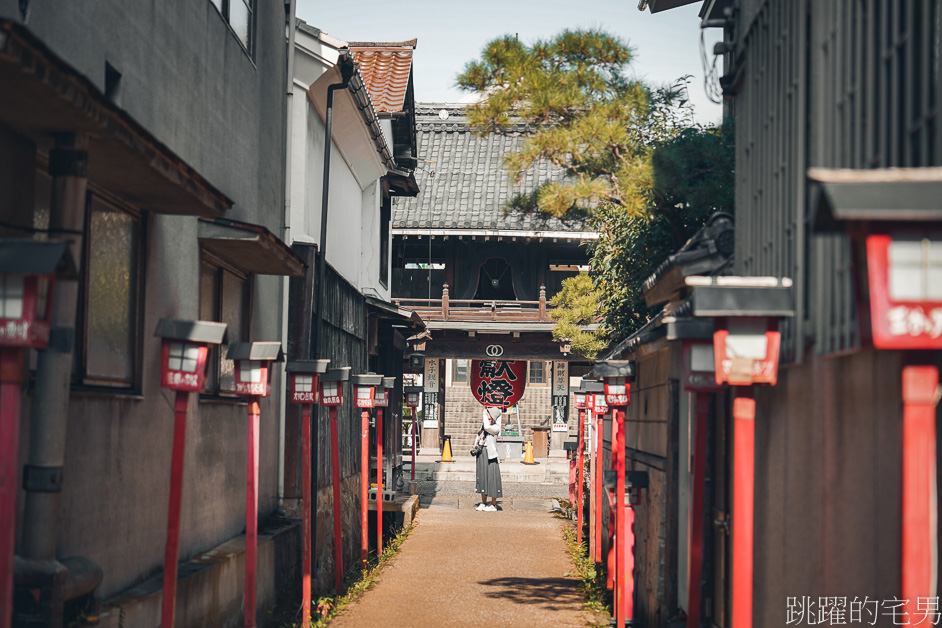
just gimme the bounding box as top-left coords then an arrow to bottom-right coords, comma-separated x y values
3,0 -> 292,613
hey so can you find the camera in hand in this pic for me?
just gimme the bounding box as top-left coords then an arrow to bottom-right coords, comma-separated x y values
470,443 -> 484,457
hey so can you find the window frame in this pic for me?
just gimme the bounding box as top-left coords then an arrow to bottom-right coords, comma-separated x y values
74,189 -> 145,392
198,252 -> 252,399
453,359 -> 469,384
528,360 -> 546,385
209,0 -> 256,59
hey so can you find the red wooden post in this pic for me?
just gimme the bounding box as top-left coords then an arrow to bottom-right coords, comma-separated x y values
577,408 -> 585,548
377,407 -> 385,554
161,390 -> 190,628
687,393 -> 710,628
901,365 -> 939,620
360,409 -> 370,567
615,407 -> 626,626
301,404 -> 312,621
245,400 -> 260,628
329,407 -> 344,593
732,390 -> 755,628
0,349 -> 24,628
595,409 -> 604,564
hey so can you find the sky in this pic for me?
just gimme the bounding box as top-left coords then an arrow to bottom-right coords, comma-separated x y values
296,0 -> 723,126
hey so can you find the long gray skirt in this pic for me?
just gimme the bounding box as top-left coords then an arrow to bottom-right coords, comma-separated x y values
475,453 -> 503,498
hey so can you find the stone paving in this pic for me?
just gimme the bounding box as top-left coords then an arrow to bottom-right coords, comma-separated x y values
329,495 -> 601,627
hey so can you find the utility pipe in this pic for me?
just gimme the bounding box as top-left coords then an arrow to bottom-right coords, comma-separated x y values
160,390 -> 190,628
22,133 -> 88,561
732,390 -> 755,628
0,348 -> 24,628
687,393 -> 710,628
901,365 -> 940,620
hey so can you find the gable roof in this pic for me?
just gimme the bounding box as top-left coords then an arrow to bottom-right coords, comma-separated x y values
392,105 -> 595,236
348,40 -> 416,114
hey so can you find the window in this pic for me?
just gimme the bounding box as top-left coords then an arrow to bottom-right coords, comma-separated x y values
77,195 -> 142,387
528,361 -> 546,384
453,359 -> 469,384
210,0 -> 255,55
200,256 -> 250,395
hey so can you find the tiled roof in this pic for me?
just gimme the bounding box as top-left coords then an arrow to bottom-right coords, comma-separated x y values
348,40 -> 416,114
392,105 -> 592,233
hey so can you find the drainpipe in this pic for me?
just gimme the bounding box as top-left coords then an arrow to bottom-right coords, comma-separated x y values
277,0 -> 298,516
17,133 -> 102,623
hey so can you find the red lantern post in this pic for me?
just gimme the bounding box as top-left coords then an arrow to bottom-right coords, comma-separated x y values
227,342 -> 284,628
373,377 -> 396,555
595,360 -> 636,628
154,319 -> 227,628
286,359 -> 330,618
352,373 -> 382,566
317,366 -> 349,596
584,382 -> 604,564
0,240 -> 75,628
573,386 -> 589,548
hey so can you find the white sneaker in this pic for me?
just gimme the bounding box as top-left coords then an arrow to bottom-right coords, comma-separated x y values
484,504 -> 498,512
475,502 -> 487,511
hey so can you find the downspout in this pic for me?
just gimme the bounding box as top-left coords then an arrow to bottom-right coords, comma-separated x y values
17,134 -> 102,623
277,0 -> 297,516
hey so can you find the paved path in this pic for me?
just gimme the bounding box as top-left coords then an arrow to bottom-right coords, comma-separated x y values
330,496 -> 600,627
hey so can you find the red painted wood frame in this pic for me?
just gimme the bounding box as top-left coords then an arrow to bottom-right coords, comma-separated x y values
409,405 -> 417,482
360,409 -> 370,567
901,365 -> 940,619
329,407 -> 344,593
577,408 -> 586,547
595,409 -> 604,564
161,390 -> 190,628
376,407 -> 384,555
614,406 -> 628,626
245,400 -> 261,628
687,393 -> 710,628
301,404 -> 312,622
589,410 -> 597,564
732,391 -> 755,628
0,349 -> 24,628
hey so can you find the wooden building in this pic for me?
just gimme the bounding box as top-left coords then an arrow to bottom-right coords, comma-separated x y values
391,104 -> 598,455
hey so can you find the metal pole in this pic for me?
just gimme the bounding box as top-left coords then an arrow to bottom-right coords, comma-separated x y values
577,408 -> 585,548
301,403 -> 312,623
22,134 -> 88,561
360,409 -> 370,567
376,407 -> 384,555
0,348 -> 24,628
161,390 -> 190,628
329,406 -> 344,593
687,393 -> 710,628
245,400 -> 261,628
731,389 -> 755,628
901,365 -> 939,620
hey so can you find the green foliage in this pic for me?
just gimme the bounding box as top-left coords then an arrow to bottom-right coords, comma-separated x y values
459,30 -> 735,342
549,273 -> 608,360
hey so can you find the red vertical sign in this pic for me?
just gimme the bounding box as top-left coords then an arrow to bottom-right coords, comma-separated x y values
469,360 -> 527,408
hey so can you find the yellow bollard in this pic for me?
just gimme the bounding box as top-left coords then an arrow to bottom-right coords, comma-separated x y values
437,436 -> 455,463
522,440 -> 540,465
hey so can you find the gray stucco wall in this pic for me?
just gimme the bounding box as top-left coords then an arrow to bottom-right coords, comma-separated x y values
4,0 -> 290,601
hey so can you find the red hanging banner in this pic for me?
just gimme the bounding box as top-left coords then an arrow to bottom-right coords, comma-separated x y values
469,359 -> 527,408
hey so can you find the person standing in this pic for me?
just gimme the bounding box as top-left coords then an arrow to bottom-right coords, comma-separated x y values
475,406 -> 503,511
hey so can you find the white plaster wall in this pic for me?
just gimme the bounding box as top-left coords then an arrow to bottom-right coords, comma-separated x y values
358,181 -> 390,300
